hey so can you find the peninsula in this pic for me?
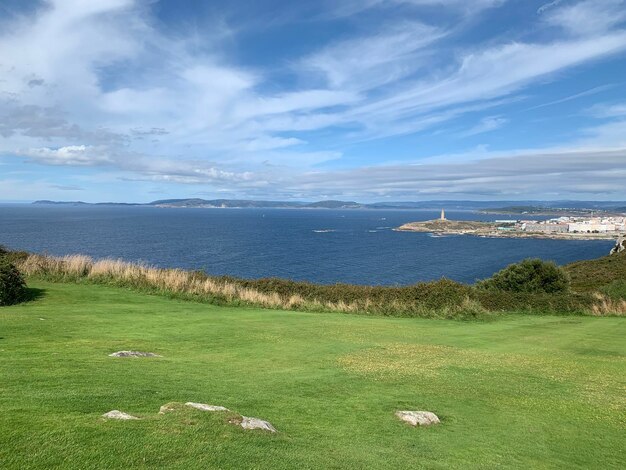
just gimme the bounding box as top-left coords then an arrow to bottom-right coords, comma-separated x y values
397,210 -> 626,240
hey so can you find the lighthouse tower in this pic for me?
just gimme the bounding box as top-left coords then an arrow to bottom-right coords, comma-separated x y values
440,208 -> 446,221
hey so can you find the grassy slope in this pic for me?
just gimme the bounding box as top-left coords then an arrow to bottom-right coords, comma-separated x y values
1,281 -> 625,469
566,249 -> 626,292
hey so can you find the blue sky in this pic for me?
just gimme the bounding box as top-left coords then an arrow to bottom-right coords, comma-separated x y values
1,0 -> 625,202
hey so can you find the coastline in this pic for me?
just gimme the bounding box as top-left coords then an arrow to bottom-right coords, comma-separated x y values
396,221 -> 622,241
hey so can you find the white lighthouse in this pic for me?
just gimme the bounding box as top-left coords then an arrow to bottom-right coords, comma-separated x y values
440,208 -> 446,221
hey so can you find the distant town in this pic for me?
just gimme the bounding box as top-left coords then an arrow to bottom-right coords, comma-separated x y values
497,215 -> 626,234
398,211 -> 626,240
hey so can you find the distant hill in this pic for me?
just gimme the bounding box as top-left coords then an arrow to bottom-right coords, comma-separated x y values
33,200 -> 90,205
481,205 -> 626,216
304,200 -> 361,209
33,200 -> 140,207
148,198 -> 303,208
31,199 -> 626,211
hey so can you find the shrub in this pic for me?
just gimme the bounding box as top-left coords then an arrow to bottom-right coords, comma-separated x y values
477,258 -> 570,294
600,279 -> 626,301
22,253 -> 607,316
0,258 -> 27,306
0,245 -> 29,264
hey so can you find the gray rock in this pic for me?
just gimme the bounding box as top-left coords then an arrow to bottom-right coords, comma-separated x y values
238,416 -> 277,432
158,402 -> 182,414
395,410 -> 440,426
108,351 -> 162,358
185,402 -> 230,412
102,410 -> 139,420
610,235 -> 625,255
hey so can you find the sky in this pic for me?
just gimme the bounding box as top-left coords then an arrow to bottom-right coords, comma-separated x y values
0,0 -> 626,203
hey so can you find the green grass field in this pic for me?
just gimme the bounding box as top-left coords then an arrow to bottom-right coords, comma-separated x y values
1,281 -> 625,469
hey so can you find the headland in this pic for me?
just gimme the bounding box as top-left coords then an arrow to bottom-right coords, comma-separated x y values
397,211 -> 626,240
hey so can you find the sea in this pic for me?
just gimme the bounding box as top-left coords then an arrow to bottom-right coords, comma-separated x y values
0,204 -> 613,286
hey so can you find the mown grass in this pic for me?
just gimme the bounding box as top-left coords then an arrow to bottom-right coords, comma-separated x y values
1,281 -> 625,469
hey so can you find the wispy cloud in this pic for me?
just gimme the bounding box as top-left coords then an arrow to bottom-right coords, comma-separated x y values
1,0 -> 626,200
283,148 -> 626,199
301,21 -> 445,91
327,0 -> 507,18
459,116 -> 509,137
525,84 -> 614,111
50,184 -> 84,191
537,0 -> 563,15
587,101 -> 626,118
17,145 -> 115,166
543,0 -> 626,36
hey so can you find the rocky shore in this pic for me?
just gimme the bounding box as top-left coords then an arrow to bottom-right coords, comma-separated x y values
396,219 -> 621,241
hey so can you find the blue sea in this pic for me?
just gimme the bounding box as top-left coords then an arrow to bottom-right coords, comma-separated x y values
0,205 -> 613,285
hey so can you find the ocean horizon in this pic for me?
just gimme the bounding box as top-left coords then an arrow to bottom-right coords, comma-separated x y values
0,204 -> 612,286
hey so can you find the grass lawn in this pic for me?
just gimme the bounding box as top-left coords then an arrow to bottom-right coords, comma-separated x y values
1,281 -> 625,469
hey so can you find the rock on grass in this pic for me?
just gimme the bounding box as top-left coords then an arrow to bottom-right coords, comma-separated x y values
102,410 -> 139,420
108,351 -> 162,358
159,402 -> 185,414
395,410 -> 440,426
185,402 -> 230,412
235,416 -> 277,432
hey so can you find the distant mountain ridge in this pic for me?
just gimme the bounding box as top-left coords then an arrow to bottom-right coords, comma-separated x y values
32,198 -> 367,209
31,199 -> 626,211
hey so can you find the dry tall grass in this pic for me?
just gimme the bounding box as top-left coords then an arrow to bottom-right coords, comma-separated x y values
17,253 -> 490,317
590,293 -> 626,316
18,254 -> 315,310
18,253 -> 618,317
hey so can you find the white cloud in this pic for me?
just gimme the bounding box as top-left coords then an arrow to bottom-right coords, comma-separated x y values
285,148 -> 626,199
357,33 -> 626,115
587,101 -> 626,118
526,84 -> 613,111
17,145 -> 114,166
328,0 -> 506,18
1,0 -> 626,200
537,0 -> 563,15
459,116 -> 508,137
302,22 -> 445,91
544,0 -> 626,36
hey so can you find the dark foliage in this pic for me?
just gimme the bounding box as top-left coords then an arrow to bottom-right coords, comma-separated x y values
201,274 -> 475,315
477,258 -> 570,294
600,279 -> 626,301
0,245 -> 29,264
0,258 -> 27,306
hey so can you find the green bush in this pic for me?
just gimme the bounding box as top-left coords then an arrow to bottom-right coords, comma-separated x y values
477,258 -> 570,294
600,279 -> 626,301
0,245 -> 29,265
474,289 -> 593,314
0,258 -> 27,306
218,275 -> 475,315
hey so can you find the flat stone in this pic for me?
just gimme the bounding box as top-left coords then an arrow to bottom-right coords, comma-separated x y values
395,410 -> 440,426
185,402 -> 230,412
238,416 -> 277,432
108,351 -> 162,358
159,402 -> 183,414
102,410 -> 139,420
